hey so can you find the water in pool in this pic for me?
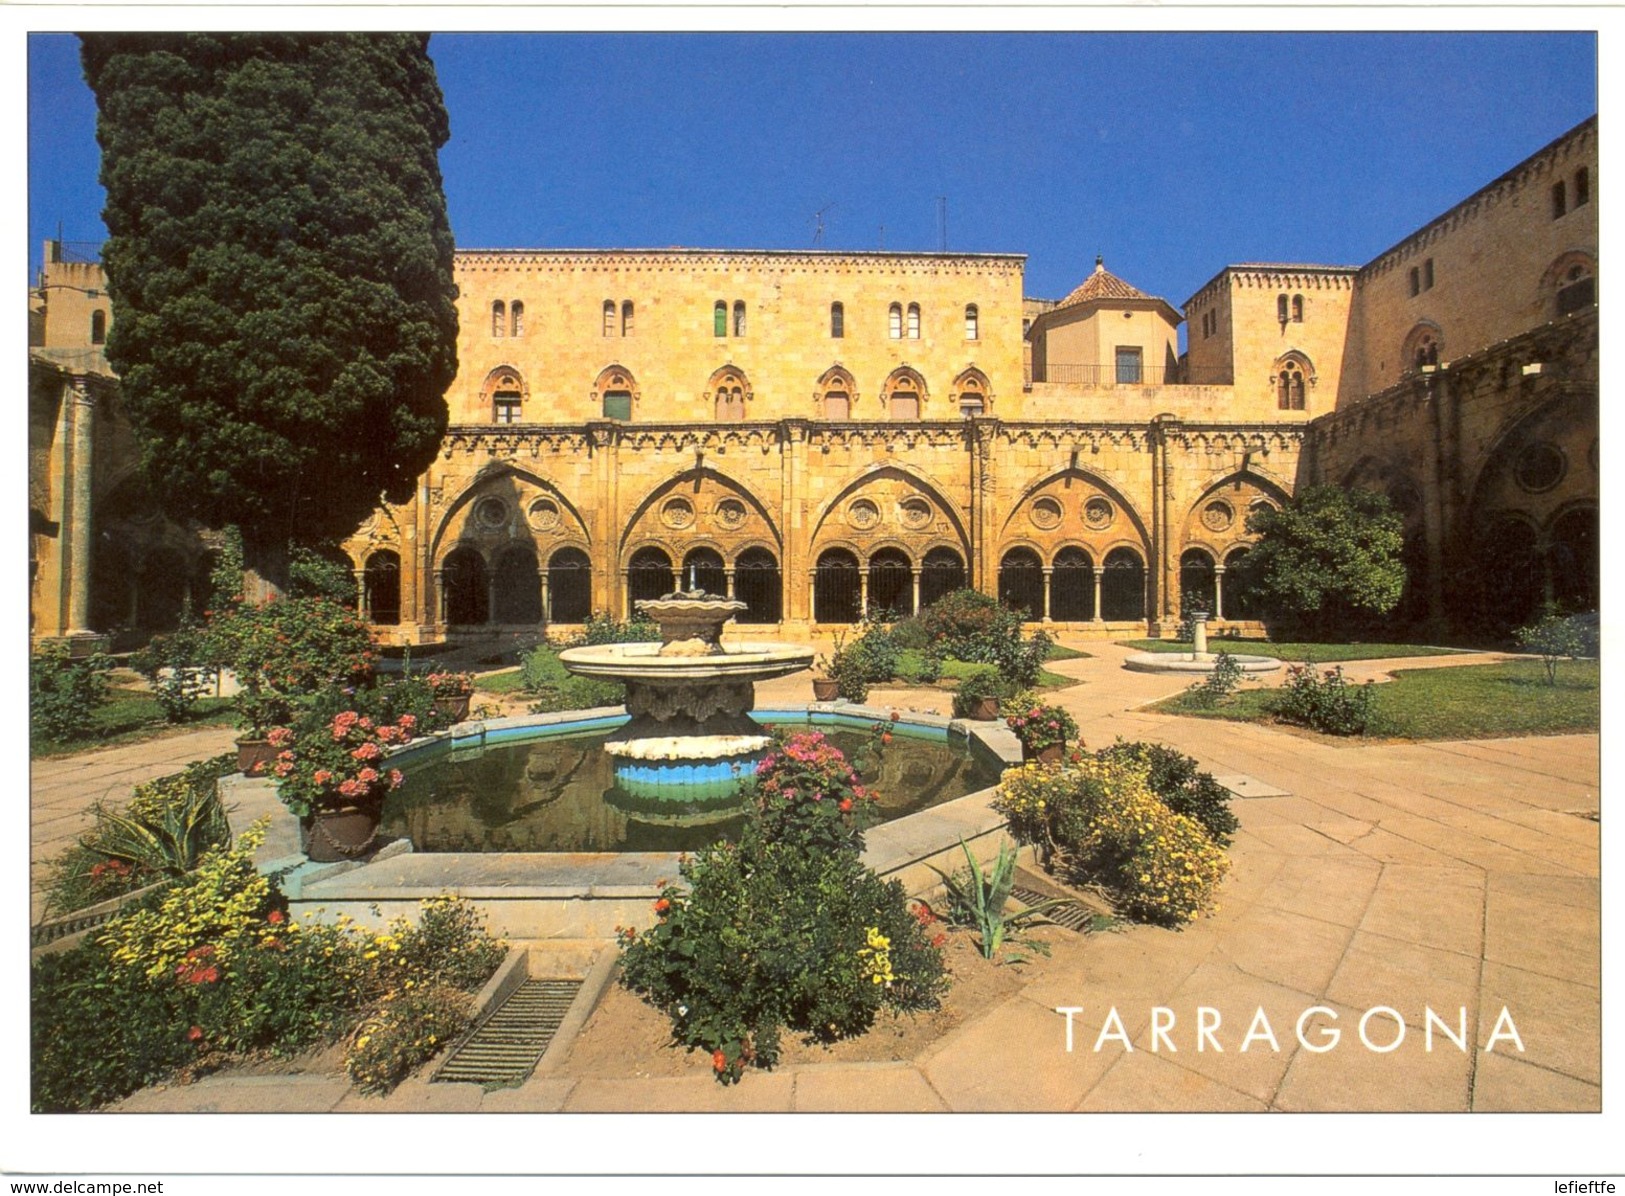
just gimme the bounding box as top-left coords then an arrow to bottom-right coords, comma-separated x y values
381,722 -> 1001,853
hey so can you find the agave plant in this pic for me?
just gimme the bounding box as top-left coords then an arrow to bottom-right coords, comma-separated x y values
88,769 -> 231,878
934,838 -> 1070,964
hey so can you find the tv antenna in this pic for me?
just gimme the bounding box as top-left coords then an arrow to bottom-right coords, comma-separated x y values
812,202 -> 834,247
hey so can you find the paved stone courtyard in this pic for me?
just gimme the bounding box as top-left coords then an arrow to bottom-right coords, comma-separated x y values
32,641 -> 1600,1112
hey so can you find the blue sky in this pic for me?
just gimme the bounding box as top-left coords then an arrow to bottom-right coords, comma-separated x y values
29,31 -> 1596,308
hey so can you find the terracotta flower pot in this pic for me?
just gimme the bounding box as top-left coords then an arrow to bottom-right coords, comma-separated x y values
235,737 -> 280,776
812,678 -> 840,701
302,802 -> 384,863
434,694 -> 472,723
971,696 -> 1001,722
1034,743 -> 1065,766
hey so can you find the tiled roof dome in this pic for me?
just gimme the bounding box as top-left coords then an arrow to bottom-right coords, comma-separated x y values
1057,255 -> 1151,308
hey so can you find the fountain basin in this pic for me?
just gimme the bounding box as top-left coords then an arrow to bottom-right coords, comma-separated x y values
557,640 -> 816,684
1123,651 -> 1283,675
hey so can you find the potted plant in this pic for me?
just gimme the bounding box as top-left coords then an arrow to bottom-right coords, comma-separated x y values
231,689 -> 295,775
270,711 -> 418,862
425,671 -> 475,723
1005,698 -> 1080,765
811,654 -> 840,701
951,667 -> 1005,721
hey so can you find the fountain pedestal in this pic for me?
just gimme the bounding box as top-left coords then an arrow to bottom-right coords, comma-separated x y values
557,591 -> 815,801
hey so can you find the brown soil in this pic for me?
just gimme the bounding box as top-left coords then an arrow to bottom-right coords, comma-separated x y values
555,926 -> 1078,1081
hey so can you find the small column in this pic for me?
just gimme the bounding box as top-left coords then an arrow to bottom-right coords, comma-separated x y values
859,569 -> 870,619
434,568 -> 448,624
1192,615 -> 1209,658
1041,566 -> 1054,623
1091,566 -> 1105,623
725,567 -> 737,600
807,569 -> 818,622
540,572 -> 551,624
488,575 -> 500,625
622,570 -> 633,620
1213,567 -> 1226,622
910,567 -> 922,618
353,569 -> 369,622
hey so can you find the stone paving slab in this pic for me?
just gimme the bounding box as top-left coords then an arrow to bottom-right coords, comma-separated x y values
1471,1050 -> 1602,1112
791,1063 -> 948,1112
1271,997 -> 1475,1112
1077,1048 -> 1270,1112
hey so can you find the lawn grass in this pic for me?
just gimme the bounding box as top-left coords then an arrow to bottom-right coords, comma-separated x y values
31,691 -> 236,758
893,650 -> 1073,690
473,668 -> 527,694
1120,636 -> 1467,664
1155,660 -> 1598,740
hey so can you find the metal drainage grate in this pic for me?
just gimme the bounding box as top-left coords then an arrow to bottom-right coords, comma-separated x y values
1011,885 -> 1094,934
433,979 -> 582,1086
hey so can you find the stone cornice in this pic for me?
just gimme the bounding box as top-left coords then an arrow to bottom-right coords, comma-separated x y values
455,248 -> 1026,276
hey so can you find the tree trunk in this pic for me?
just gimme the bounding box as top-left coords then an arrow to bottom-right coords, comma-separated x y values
240,537 -> 290,606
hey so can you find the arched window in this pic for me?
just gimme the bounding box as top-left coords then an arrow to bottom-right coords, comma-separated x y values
597,366 -> 637,421
1179,549 -> 1216,616
733,301 -> 746,337
714,301 -> 728,337
1277,360 -> 1307,410
907,302 -> 921,339
510,301 -> 525,337
90,310 -> 107,345
547,548 -> 592,624
1051,547 -> 1094,621
997,548 -> 1044,622
682,547 -> 727,598
484,366 -> 526,425
830,302 -> 844,338
735,547 -> 783,624
883,369 -> 925,420
920,547 -> 966,609
1100,547 -> 1146,621
492,548 -> 542,623
867,548 -> 914,620
628,547 -> 675,609
621,300 -> 634,337
819,368 -> 855,421
1224,547 -> 1261,620
711,369 -> 749,422
442,547 -> 489,625
965,304 -> 979,340
955,370 -> 989,418
1291,295 -> 1304,323
603,300 -> 616,337
814,549 -> 861,624
492,301 -> 507,338
1557,263 -> 1596,317
1277,294 -> 1289,323
888,303 -> 903,340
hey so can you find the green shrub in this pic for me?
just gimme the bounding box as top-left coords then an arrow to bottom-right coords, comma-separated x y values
346,982 -> 473,1095
206,595 -> 376,698
130,607 -> 217,723
830,643 -> 871,702
574,611 -> 662,646
525,676 -> 626,713
518,642 -> 570,692
1514,610 -> 1598,684
1185,650 -> 1243,708
916,589 -> 1052,688
1273,664 -> 1375,735
1093,741 -> 1237,845
31,644 -> 113,742
849,614 -> 902,683
619,830 -> 946,1083
887,615 -> 932,650
951,666 -> 1005,718
90,757 -> 234,879
935,838 -> 1064,963
393,894 -> 510,991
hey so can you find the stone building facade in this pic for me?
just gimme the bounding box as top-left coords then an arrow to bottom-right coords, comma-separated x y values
28,116 -> 1597,648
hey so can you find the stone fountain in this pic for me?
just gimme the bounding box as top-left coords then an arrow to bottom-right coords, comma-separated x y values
1121,613 -> 1284,675
556,589 -> 815,800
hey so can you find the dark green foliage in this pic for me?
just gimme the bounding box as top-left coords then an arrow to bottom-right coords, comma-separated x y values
917,589 -> 1051,686
619,828 -> 947,1084
1514,609 -> 1598,684
1185,650 -> 1243,708
393,895 -> 511,991
517,643 -> 626,711
31,644 -> 113,742
1094,741 -> 1238,845
288,545 -> 359,604
32,939 -> 194,1112
573,612 -> 661,646
80,34 -> 457,577
1233,486 -> 1406,641
1273,664 -> 1376,736
847,615 -> 903,684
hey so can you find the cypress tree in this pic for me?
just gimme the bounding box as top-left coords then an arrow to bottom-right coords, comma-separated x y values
80,33 -> 458,598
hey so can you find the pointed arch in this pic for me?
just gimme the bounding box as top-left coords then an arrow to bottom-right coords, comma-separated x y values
592,364 -> 639,421
1271,351 -> 1314,410
880,366 -> 928,419
1001,466 -> 1152,551
815,364 -> 857,420
1542,250 -> 1597,318
430,464 -> 591,564
482,364 -> 528,425
953,367 -> 992,417
1401,322 -> 1444,373
707,364 -> 752,422
618,467 -> 783,558
808,462 -> 969,555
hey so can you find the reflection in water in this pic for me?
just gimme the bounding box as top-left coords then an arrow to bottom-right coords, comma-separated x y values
381,725 -> 999,854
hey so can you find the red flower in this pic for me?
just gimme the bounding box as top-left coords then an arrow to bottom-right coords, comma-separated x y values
881,732 -> 893,745
653,898 -> 671,915
188,1026 -> 204,1043
712,1049 -> 728,1073
931,933 -> 948,948
839,798 -> 853,813
268,910 -> 285,924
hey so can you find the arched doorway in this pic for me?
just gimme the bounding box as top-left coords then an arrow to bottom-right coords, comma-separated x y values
1179,548 -> 1216,616
627,547 -> 675,610
868,548 -> 914,619
1100,547 -> 1146,621
919,547 -> 966,609
681,547 -> 727,597
1051,546 -> 1094,621
547,548 -> 592,624
735,547 -> 782,624
492,548 -> 542,623
364,550 -> 402,625
998,547 -> 1044,622
1474,517 -> 1541,632
443,547 -> 489,625
1548,507 -> 1598,612
1224,547 -> 1262,620
814,549 -> 861,624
